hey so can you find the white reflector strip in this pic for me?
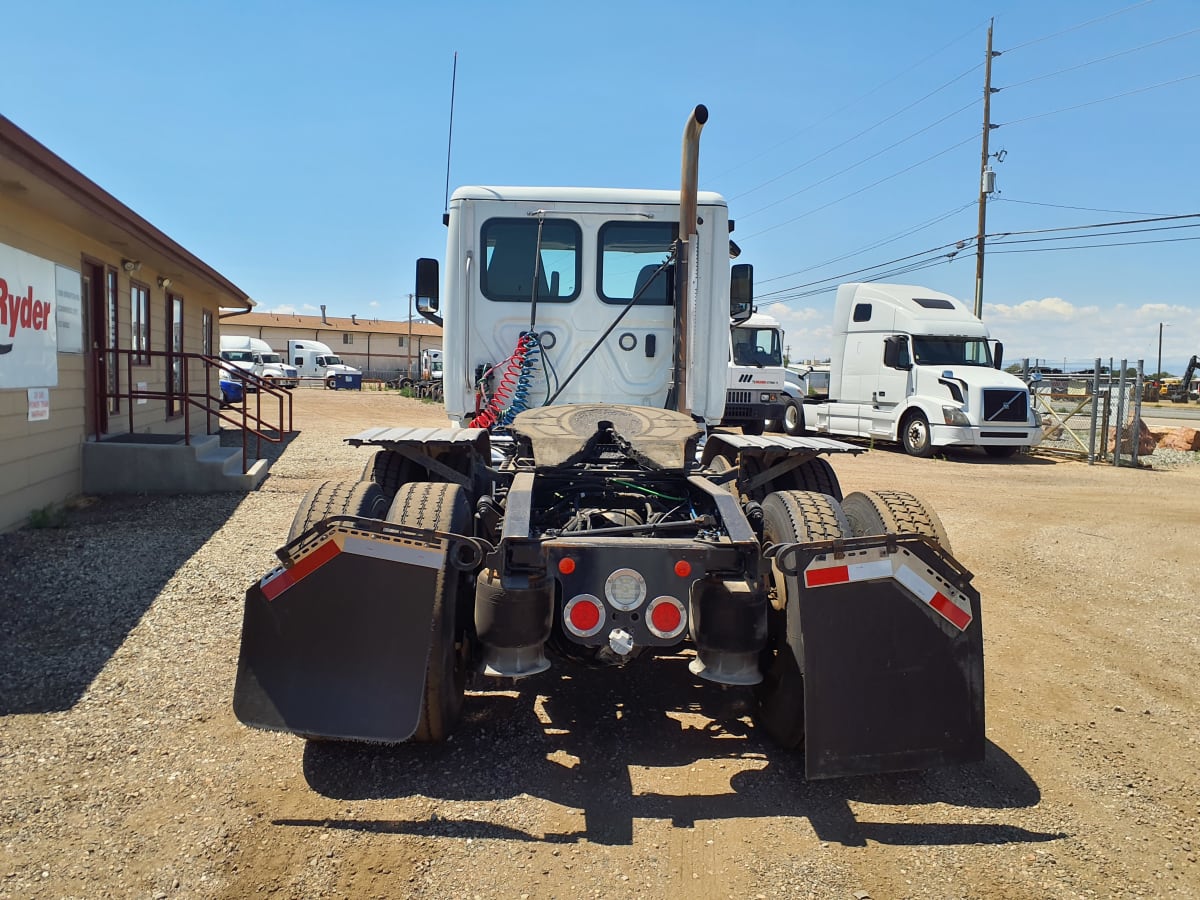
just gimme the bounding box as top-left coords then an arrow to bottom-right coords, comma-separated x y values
343,535 -> 445,569
803,546 -> 973,632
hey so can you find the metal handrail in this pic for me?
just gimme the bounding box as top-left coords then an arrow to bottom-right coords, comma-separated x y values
96,348 -> 295,475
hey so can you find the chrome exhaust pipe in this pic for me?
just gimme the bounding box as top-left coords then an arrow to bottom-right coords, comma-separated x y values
674,104 -> 708,416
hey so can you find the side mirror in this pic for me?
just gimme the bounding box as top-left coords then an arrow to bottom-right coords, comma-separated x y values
993,340 -> 1004,370
415,258 -> 443,327
883,335 -> 912,370
730,263 -> 753,323
415,258 -> 440,313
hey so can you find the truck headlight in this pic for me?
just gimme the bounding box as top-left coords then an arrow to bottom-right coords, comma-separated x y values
942,406 -> 971,427
759,392 -> 777,403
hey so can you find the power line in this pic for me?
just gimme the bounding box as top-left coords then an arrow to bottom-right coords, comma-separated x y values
1001,0 -> 1154,54
999,73 -> 1200,127
989,222 -> 1200,247
995,197 -> 1176,217
742,134 -> 978,240
756,213 -> 1200,304
756,200 -> 976,285
999,27 -> 1200,92
739,97 -> 978,219
712,20 -> 986,183
731,67 -> 980,204
989,234 -> 1200,254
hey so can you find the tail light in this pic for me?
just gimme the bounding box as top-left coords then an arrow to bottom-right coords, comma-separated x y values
646,596 -> 687,640
563,594 -> 605,638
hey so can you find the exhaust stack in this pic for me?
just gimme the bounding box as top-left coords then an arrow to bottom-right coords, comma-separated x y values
674,104 -> 708,416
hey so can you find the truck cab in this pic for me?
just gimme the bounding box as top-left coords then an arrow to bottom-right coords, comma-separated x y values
286,339 -> 362,388
219,335 -> 299,388
722,312 -> 785,434
813,283 -> 1044,457
426,186 -> 736,427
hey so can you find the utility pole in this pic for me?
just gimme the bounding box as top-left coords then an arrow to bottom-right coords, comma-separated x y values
408,293 -> 414,379
974,19 -> 1000,319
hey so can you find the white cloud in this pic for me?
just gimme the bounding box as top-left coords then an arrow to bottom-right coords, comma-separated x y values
762,302 -> 823,324
983,296 -> 1099,322
260,304 -> 298,314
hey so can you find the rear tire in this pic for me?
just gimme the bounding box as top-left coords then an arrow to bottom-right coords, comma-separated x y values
360,449 -> 418,499
841,489 -> 952,553
288,480 -> 389,542
769,456 -> 843,501
755,490 -> 852,749
900,411 -> 935,458
386,482 -> 473,742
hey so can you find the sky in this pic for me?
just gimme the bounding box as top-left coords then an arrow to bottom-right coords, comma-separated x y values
5,0 -> 1198,374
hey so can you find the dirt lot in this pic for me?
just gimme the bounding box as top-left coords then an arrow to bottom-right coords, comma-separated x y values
2,389 -> 1199,899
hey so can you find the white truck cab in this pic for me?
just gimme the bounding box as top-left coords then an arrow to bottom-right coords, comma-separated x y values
722,312 -> 785,434
219,335 -> 299,388
811,282 -> 1043,457
419,185 -> 738,427
286,339 -> 361,387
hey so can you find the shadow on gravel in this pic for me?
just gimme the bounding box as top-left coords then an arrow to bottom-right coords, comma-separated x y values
0,492 -> 243,714
294,656 -> 1063,848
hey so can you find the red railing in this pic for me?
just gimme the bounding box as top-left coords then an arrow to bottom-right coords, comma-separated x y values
96,349 -> 294,475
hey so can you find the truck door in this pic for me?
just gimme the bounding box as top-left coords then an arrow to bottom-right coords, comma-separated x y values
864,335 -> 912,434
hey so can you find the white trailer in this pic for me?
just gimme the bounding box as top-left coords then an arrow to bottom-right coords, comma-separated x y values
810,282 -> 1043,457
285,339 -> 361,388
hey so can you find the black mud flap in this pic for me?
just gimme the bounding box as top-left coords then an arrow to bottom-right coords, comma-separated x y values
774,536 -> 984,779
233,517 -> 481,743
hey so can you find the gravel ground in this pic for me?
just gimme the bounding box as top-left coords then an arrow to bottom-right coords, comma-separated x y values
2,390 -> 1199,899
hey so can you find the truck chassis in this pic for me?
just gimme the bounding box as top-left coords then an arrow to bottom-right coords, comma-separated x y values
234,403 -> 983,779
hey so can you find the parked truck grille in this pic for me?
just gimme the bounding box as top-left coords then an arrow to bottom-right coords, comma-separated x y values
726,389 -> 752,405
983,389 -> 1028,422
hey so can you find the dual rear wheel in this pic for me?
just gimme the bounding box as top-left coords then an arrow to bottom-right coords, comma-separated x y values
753,488 -> 950,748
288,478 -> 471,742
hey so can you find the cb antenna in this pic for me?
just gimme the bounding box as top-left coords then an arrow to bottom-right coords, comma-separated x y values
443,51 -> 458,215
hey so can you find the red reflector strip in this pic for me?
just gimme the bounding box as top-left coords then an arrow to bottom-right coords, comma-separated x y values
896,563 -> 972,631
805,565 -> 849,588
261,539 -> 341,601
929,591 -> 972,630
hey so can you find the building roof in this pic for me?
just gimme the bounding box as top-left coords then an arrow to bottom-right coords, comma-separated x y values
224,311 -> 442,337
0,114 -> 251,308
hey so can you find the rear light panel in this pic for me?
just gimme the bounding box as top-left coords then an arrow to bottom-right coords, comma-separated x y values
547,543 -> 706,648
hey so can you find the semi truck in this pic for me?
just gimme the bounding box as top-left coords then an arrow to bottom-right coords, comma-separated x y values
233,107 -> 985,780
721,312 -> 785,435
285,339 -> 362,388
397,347 -> 445,398
218,335 -> 299,388
807,282 -> 1044,457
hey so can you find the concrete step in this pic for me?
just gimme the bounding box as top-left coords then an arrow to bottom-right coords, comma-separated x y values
82,431 -> 271,495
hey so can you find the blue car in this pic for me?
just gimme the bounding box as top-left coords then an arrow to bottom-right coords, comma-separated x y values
220,373 -> 245,407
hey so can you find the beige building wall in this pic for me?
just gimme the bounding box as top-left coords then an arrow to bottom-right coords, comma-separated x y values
0,195 -> 228,532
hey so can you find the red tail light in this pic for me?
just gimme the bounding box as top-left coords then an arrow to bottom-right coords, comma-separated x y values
647,596 -> 687,640
564,594 -> 605,637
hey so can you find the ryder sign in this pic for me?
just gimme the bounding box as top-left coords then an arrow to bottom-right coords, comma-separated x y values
0,242 -> 58,388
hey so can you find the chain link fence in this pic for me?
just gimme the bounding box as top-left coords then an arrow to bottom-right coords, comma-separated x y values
1019,358 -> 1146,466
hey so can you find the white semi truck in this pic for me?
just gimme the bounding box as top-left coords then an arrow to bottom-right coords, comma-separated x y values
233,107 -> 986,780
809,282 -> 1043,457
285,339 -> 362,388
218,335 -> 299,388
721,312 -> 785,435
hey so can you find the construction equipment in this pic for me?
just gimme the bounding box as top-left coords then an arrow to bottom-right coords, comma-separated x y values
1169,355 -> 1199,403
233,106 -> 985,779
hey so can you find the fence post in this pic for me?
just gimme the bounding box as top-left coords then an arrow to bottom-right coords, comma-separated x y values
1088,358 -> 1101,465
1113,360 -> 1128,467
1131,359 -> 1144,468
